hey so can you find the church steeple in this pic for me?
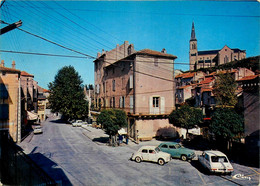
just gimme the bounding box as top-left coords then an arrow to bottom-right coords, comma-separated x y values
189,22 -> 198,71
190,22 -> 197,41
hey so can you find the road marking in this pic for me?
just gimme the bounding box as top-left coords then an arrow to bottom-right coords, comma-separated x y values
249,167 -> 260,175
197,171 -> 206,185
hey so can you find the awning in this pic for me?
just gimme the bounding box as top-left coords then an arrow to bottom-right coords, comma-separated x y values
27,111 -> 38,120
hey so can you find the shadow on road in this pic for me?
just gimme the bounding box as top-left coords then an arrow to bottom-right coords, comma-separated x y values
190,160 -> 210,175
29,153 -> 72,186
93,137 -> 109,144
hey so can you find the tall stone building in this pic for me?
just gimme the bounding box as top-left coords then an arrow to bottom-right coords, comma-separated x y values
94,41 -> 178,140
0,60 -> 21,142
189,22 -> 246,71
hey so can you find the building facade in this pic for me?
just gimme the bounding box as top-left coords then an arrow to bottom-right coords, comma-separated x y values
94,42 -> 177,140
189,22 -> 246,71
0,60 -> 21,142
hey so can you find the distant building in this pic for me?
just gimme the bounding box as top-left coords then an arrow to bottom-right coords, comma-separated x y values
0,60 -> 21,142
37,86 -> 49,122
189,22 -> 246,71
94,41 -> 177,140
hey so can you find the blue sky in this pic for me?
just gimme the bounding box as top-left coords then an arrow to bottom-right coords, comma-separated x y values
0,1 -> 259,89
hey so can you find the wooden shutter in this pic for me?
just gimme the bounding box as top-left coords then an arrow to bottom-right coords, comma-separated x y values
160,97 -> 165,114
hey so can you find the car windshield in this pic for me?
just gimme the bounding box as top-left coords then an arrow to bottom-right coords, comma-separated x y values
155,147 -> 160,153
211,156 -> 228,163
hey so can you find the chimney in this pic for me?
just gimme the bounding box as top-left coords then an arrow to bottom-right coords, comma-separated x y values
101,49 -> 105,55
1,60 -> 4,67
12,60 -> 16,69
161,48 -> 166,54
97,52 -> 101,58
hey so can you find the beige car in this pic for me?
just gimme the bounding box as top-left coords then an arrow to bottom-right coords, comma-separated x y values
131,146 -> 171,166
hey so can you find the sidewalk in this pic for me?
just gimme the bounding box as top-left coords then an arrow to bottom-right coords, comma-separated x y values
80,125 -> 162,147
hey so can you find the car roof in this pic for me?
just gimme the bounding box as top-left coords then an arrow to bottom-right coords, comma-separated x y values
160,142 -> 179,145
139,146 -> 157,150
204,150 -> 226,156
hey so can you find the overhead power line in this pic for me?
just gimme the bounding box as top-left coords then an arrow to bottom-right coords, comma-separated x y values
0,50 -> 89,59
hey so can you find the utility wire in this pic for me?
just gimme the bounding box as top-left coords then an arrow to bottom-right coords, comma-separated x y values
0,50 -> 89,59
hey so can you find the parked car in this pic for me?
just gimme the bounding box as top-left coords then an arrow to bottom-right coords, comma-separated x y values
34,126 -> 43,134
72,120 -> 83,127
198,150 -> 233,174
158,142 -> 195,161
131,146 -> 171,165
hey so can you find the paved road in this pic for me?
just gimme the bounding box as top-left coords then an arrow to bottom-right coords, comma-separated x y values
19,117 -> 259,186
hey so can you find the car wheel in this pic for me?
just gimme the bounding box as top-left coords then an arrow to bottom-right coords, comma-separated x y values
158,158 -> 165,166
181,155 -> 187,161
135,156 -> 141,163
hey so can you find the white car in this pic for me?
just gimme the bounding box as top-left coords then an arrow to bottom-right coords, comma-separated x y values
33,126 -> 43,134
198,150 -> 233,174
131,146 -> 171,165
72,120 -> 83,127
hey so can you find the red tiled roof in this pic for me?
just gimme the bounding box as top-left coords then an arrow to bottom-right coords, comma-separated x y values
43,89 -> 50,93
209,69 -> 238,76
201,88 -> 213,92
175,72 -> 195,79
21,71 -> 34,77
0,66 -> 20,73
199,77 -> 215,85
135,49 -> 177,59
237,75 -> 259,82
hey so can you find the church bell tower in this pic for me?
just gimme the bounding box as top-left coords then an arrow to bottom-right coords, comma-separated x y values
189,22 -> 198,71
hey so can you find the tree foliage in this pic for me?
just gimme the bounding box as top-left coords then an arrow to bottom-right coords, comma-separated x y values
48,66 -> 88,120
209,108 -> 244,140
213,73 -> 238,107
97,109 -> 127,136
169,105 -> 203,138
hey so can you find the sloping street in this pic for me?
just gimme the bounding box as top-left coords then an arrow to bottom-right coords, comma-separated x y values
19,117 -> 259,186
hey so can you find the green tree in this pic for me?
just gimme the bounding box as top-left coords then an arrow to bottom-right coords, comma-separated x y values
209,108 -> 244,150
48,66 -> 88,120
213,73 -> 238,107
169,105 -> 203,139
97,109 -> 127,146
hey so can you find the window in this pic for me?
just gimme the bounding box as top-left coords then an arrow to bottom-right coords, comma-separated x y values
0,84 -> 8,99
153,97 -> 159,107
0,104 -> 9,120
169,145 -> 176,149
122,96 -> 125,108
205,154 -> 209,161
129,75 -> 133,89
119,96 -> 125,108
154,58 -> 158,66
149,150 -> 155,154
121,77 -> 125,90
112,97 -> 115,108
103,82 -> 105,93
142,149 -> 148,153
161,144 -> 168,148
112,80 -> 115,91
2,71 -> 6,76
211,156 -> 228,163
